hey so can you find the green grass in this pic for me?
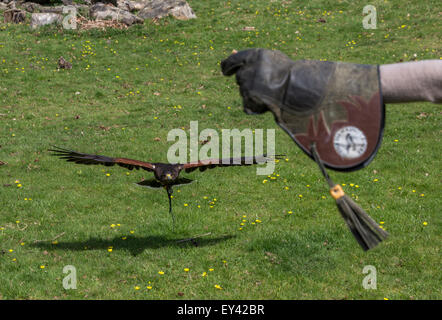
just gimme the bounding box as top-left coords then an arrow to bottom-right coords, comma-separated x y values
0,0 -> 441,299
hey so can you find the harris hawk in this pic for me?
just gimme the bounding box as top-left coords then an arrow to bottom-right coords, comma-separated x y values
49,146 -> 282,228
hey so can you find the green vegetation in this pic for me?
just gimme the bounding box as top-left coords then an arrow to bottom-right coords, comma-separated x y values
0,0 -> 440,299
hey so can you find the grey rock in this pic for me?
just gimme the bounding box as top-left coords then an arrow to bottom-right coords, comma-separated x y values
131,0 -> 146,11
30,12 -> 62,28
89,3 -> 143,26
39,5 -> 64,13
117,0 -> 134,12
19,2 -> 42,12
90,0 -> 117,6
138,0 -> 196,21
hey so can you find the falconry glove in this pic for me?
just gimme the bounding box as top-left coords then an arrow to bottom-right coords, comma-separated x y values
221,48 -> 384,171
222,48 -> 388,250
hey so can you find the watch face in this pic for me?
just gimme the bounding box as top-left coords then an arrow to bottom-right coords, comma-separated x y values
333,126 -> 367,159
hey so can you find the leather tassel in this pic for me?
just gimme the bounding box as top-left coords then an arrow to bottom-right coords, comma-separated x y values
330,185 -> 388,251
311,143 -> 388,251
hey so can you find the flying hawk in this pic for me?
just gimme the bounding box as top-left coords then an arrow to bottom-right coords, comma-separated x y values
49,146 -> 282,228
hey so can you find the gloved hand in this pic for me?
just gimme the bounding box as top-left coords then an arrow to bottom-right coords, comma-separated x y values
221,48 -> 385,173
221,48 -> 335,116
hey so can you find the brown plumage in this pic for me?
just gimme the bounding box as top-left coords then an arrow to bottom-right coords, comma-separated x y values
49,146 -> 283,228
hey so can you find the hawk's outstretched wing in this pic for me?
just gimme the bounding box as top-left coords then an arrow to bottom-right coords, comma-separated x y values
48,146 -> 155,172
182,155 -> 284,173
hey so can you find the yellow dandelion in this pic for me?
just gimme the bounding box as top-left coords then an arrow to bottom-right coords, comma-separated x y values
40,265 -> 45,269
146,286 -> 152,290
134,286 -> 140,290
214,284 -> 223,290
184,268 -> 189,272
209,268 -> 214,272
423,221 -> 428,226
184,203 -> 188,207
202,272 -> 207,277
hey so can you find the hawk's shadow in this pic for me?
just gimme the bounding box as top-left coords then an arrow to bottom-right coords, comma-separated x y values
31,234 -> 235,256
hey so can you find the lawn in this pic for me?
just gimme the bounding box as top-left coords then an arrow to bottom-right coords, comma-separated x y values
0,0 -> 440,300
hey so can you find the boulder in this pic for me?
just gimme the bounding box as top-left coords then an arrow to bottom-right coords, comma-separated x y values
131,0 -> 146,11
90,0 -> 117,6
138,0 -> 196,21
117,0 -> 134,12
30,12 -> 62,28
89,3 -> 143,26
19,2 -> 42,12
